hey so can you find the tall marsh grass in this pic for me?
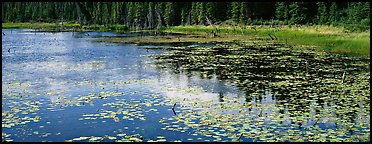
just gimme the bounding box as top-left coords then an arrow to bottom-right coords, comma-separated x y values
162,25 -> 370,56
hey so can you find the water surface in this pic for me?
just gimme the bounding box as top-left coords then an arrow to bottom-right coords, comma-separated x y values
2,29 -> 370,142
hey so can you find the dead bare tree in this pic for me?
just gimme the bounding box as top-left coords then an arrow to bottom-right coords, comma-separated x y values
186,10 -> 192,25
204,14 -> 213,26
75,2 -> 92,26
147,10 -> 153,29
75,3 -> 83,27
155,9 -> 163,32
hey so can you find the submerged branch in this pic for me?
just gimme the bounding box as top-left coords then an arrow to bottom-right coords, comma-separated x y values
172,102 -> 177,115
172,102 -> 176,110
342,71 -> 346,83
236,133 -> 244,141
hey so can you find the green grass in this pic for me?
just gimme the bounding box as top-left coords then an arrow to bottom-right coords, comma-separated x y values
2,22 -> 80,29
324,36 -> 370,56
2,22 -> 129,32
81,24 -> 129,32
161,25 -> 370,57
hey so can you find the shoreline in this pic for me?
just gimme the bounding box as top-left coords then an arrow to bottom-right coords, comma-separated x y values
3,22 -> 369,57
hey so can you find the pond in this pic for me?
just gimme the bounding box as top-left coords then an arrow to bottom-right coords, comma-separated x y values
2,29 -> 370,142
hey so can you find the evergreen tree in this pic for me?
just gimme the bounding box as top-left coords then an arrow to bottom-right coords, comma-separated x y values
205,2 -> 214,20
192,2 -> 204,25
329,2 -> 338,24
164,2 -> 174,26
181,6 -> 187,25
275,2 -> 289,23
289,2 -> 307,24
96,2 -> 102,24
127,2 -> 135,27
17,2 -> 25,22
360,2 -> 370,26
346,2 -> 363,24
239,2 -> 247,24
102,2 -> 109,26
191,2 -> 198,25
198,2 -> 205,25
148,2 -> 155,28
362,2 -> 370,19
230,2 -> 240,22
134,2 -> 141,28
120,2 -> 127,24
111,2 -> 117,24
317,2 -> 328,24
138,2 -> 147,29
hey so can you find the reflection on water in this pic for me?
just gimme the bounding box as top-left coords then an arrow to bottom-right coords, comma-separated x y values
2,29 -> 370,142
152,35 -> 370,141
156,69 -> 240,103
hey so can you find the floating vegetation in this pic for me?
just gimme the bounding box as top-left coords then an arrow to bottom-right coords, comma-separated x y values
92,33 -> 254,47
152,40 -> 370,142
65,133 -> 143,142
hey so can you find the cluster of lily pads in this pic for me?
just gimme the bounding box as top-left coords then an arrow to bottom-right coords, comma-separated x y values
2,81 -> 45,142
2,77 -> 185,142
2,81 -> 43,128
151,40 -> 370,142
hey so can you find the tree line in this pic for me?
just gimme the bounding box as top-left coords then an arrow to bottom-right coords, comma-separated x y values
2,2 -> 370,29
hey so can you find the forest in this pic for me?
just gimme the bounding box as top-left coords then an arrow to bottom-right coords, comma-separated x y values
2,2 -> 370,30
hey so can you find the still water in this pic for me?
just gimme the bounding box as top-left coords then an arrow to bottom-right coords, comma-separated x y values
2,29 -> 370,142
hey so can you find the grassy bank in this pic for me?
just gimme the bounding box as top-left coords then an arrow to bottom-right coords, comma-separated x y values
161,25 -> 370,56
2,22 -> 129,32
2,22 -> 79,29
3,22 -> 369,56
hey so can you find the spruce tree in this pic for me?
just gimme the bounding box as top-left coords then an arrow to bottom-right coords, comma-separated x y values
275,2 -> 290,24
289,2 -> 307,24
316,2 -> 328,24
230,2 -> 240,22
329,2 -> 338,24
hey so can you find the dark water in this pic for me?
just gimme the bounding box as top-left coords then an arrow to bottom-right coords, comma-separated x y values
2,29 -> 370,142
